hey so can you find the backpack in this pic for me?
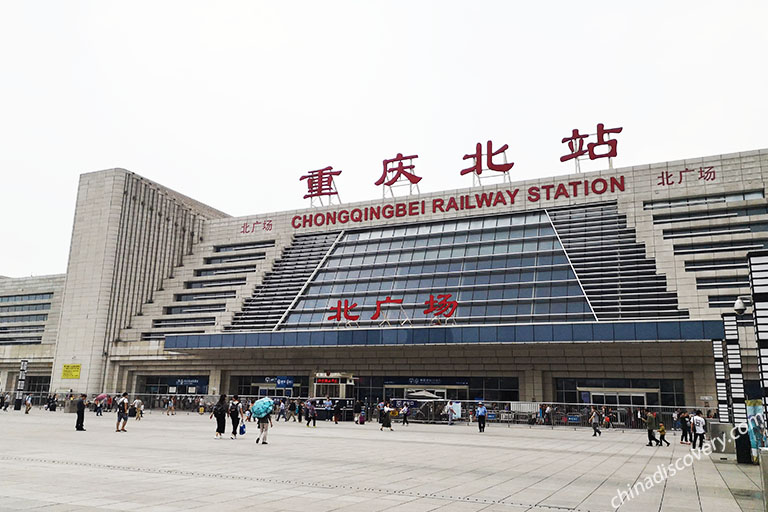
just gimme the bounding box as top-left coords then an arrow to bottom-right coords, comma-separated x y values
229,401 -> 239,415
213,403 -> 225,417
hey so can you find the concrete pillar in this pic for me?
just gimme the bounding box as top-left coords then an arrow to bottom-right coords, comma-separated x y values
522,369 -> 543,402
208,368 -> 222,396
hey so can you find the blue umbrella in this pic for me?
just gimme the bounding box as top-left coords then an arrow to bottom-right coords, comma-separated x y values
250,397 -> 274,418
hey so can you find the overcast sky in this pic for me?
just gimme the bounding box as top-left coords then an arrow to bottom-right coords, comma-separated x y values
1,2 -> 767,278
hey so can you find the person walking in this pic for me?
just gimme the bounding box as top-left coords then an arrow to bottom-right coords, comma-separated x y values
679,411 -> 691,445
275,400 -> 286,422
115,392 -> 129,432
275,400 -> 288,422
380,402 -> 394,431
324,396 -> 333,421
333,400 -> 342,424
353,401 -> 362,424
306,400 -> 317,428
297,400 -> 304,423
401,403 -> 410,426
132,397 -> 143,421
286,400 -> 296,422
642,410 -> 660,446
24,394 -> 32,414
256,410 -> 273,445
691,410 -> 706,449
95,398 -> 103,416
445,401 -> 455,425
210,394 -> 227,439
589,406 -> 601,437
658,423 -> 670,446
228,395 -> 244,439
476,402 -> 488,433
75,394 -> 87,431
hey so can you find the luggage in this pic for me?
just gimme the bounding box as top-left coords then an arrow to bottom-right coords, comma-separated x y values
128,405 -> 136,418
359,413 -> 365,425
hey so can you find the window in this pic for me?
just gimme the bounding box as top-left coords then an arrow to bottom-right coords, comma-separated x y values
0,293 -> 53,303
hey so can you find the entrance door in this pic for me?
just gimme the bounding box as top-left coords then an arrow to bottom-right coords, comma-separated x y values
579,387 -> 658,406
592,392 -> 646,408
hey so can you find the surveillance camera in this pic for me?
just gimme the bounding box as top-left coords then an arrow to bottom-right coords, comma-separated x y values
734,297 -> 747,315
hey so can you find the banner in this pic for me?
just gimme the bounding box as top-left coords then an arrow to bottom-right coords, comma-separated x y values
61,364 -> 81,379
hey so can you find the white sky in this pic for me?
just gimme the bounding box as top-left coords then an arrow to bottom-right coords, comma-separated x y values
1,2 -> 767,278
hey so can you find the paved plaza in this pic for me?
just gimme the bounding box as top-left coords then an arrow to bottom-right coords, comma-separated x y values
0,410 -> 763,511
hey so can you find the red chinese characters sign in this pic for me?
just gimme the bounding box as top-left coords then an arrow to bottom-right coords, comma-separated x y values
656,166 -> 716,187
327,293 -> 458,323
376,153 -> 421,187
560,123 -> 623,162
240,220 -> 273,234
461,141 -> 514,176
301,166 -> 342,199
302,126 -> 624,202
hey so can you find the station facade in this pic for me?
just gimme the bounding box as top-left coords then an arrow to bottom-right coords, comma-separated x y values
3,148 -> 768,409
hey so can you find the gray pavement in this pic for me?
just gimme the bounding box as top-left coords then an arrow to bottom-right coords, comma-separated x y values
0,410 -> 763,511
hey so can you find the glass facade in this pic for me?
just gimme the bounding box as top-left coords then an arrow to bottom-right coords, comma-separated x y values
555,378 -> 686,406
283,211 -> 593,329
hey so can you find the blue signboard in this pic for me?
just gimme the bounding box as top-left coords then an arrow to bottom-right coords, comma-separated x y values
567,414 -> 580,423
383,377 -> 469,386
276,376 -> 294,389
170,376 -> 208,387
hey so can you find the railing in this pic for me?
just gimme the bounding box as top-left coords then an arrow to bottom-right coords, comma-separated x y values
3,392 -> 714,431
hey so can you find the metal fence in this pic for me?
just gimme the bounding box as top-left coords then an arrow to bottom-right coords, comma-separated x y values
2,391 -> 713,431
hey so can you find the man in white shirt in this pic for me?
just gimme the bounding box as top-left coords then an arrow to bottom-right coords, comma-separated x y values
132,398 -> 143,421
691,410 -> 706,449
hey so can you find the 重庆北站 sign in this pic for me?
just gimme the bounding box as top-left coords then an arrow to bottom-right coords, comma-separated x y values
61,364 -> 81,379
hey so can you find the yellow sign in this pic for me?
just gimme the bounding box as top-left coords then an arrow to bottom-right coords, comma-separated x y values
61,364 -> 81,379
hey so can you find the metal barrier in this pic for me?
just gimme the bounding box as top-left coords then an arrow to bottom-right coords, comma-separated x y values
0,391 -> 711,432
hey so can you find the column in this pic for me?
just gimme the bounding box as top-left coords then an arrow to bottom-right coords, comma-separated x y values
723,314 -> 747,424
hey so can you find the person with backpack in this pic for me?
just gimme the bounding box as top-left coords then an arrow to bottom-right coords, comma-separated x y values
115,392 -> 129,432
210,394 -> 227,439
353,401 -> 362,424
228,395 -> 244,439
679,411 -> 691,445
256,409 -> 273,445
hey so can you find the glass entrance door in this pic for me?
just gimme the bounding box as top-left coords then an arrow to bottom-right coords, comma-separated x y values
579,387 -> 659,408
